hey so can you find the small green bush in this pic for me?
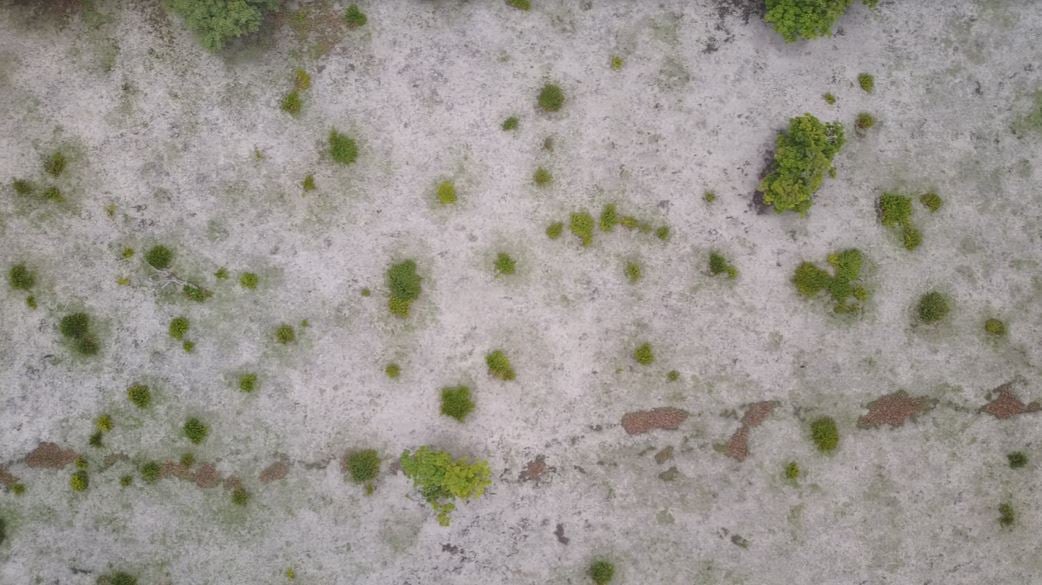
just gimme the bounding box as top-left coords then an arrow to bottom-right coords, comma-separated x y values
810,416 -> 839,453
537,83 -> 565,112
501,116 -> 519,131
60,312 -> 99,355
440,386 -> 475,422
494,253 -> 516,276
183,417 -> 209,444
44,151 -> 66,177
624,261 -> 642,283
793,249 -> 868,313
633,342 -> 654,365
140,461 -> 161,484
758,113 -> 845,214
275,324 -> 296,344
589,560 -> 615,584
436,180 -> 457,205
385,363 -> 401,379
231,487 -> 250,506
920,192 -> 943,212
302,174 -> 316,191
546,222 -> 564,239
708,252 -> 737,278
610,55 -> 624,70
168,0 -> 278,51
858,73 -> 875,93
281,91 -> 302,116
127,384 -> 151,409
1007,451 -> 1027,469
999,502 -> 1015,527
8,263 -> 35,290
506,0 -> 531,10
599,204 -> 618,232
239,272 -> 259,289
984,318 -> 1006,336
238,373 -> 258,392
344,4 -> 367,28
784,461 -> 800,481
486,350 -> 516,381
916,292 -> 950,323
329,130 -> 358,165
855,112 -> 876,133
569,211 -> 595,247
387,260 -> 422,317
533,167 -> 552,186
169,317 -> 189,340
655,226 -> 670,241
144,245 -> 173,270
70,470 -> 89,492
823,92 -> 836,105
764,0 -> 875,42
878,193 -> 922,250
346,449 -> 380,483
399,446 -> 492,526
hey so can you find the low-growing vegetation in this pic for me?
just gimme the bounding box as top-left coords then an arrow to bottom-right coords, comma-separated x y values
387,259 -> 422,317
764,0 -> 879,43
168,0 -> 278,51
792,248 -> 869,314
709,252 -> 738,279
440,386 -> 475,422
759,114 -> 845,214
399,446 -> 491,526
878,193 -> 922,250
589,560 -> 615,584
810,416 -> 839,453
537,83 -> 565,112
916,291 -> 950,323
485,350 -> 516,381
633,342 -> 654,366
329,130 -> 359,165
60,312 -> 100,356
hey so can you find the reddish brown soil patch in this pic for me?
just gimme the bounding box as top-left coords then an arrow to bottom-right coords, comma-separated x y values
621,408 -> 689,435
260,460 -> 290,484
858,391 -> 936,429
160,461 -> 225,489
0,466 -> 20,488
721,401 -> 779,461
222,476 -> 242,491
193,463 -> 222,488
654,446 -> 674,464
519,455 -> 552,483
24,442 -> 79,469
981,383 -> 1041,419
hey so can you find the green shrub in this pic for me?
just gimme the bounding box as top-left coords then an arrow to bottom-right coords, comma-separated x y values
70,470 -> 89,492
127,384 -> 151,408
984,318 -> 1006,336
589,560 -> 615,584
441,386 -> 475,422
169,317 -> 189,340
999,502 -> 1015,527
387,260 -> 422,317
823,92 -> 836,105
436,180 -> 457,204
810,416 -> 839,453
708,252 -> 737,278
8,263 -> 35,290
275,324 -> 296,344
140,461 -> 161,484
168,0 -> 278,51
533,166 -> 552,186
569,211 -> 595,247
858,73 -> 875,93
494,253 -> 516,276
239,373 -> 258,392
537,83 -> 565,112
329,130 -> 358,165
183,417 -> 209,444
877,193 -> 922,250
506,0 -> 531,10
916,292 -> 950,323
231,487 -> 250,506
399,446 -> 492,526
486,350 -> 516,381
385,363 -> 401,379
344,4 -> 367,28
44,151 -> 66,177
855,112 -> 875,133
633,342 -> 654,365
346,449 -> 380,483
182,340 -> 196,352
1007,451 -> 1027,469
624,261 -> 642,283
144,245 -> 173,270
239,272 -> 259,289
764,0 -> 875,42
920,192 -> 942,212
546,222 -> 564,239
792,249 -> 868,313
60,313 -> 99,355
281,91 -> 302,116
501,116 -> 519,131
758,114 -> 845,214
599,204 -> 618,232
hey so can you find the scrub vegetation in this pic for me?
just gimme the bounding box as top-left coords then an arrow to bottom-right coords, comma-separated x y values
792,249 -> 869,314
399,446 -> 492,526
759,114 -> 845,214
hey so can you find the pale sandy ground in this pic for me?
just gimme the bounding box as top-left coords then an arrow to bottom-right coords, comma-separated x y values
1,1 -> 1041,584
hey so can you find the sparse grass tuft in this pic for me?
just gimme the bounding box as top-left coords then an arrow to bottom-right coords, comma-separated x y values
44,151 -> 67,177
127,384 -> 151,409
624,261 -> 642,283
239,373 -> 258,393
537,83 -> 565,112
440,386 -> 475,422
346,449 -> 380,483
810,416 -> 839,453
502,116 -> 519,131
494,253 -> 516,276
281,91 -> 302,116
633,342 -> 654,366
533,167 -> 552,186
920,192 -> 942,212
546,222 -> 564,239
344,4 -> 367,28
486,350 -> 516,381
329,130 -> 358,165
916,291 -> 950,323
183,417 -> 208,444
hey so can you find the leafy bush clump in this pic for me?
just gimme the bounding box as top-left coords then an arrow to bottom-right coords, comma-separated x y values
441,386 -> 475,422
916,291 -> 950,323
633,342 -> 654,365
436,180 -> 457,205
169,316 -> 190,340
399,446 -> 492,526
8,263 -> 35,290
493,253 -> 516,276
60,312 -> 99,355
758,114 -> 845,214
387,260 -> 422,317
764,0 -> 876,43
486,350 -> 516,381
569,211 -> 595,247
537,83 -> 565,112
709,252 -> 737,279
810,416 -> 839,453
183,417 -> 209,444
877,193 -> 922,250
329,130 -> 358,165
984,318 -> 1006,336
238,373 -> 258,392
275,324 -> 296,344
858,73 -> 875,93
589,560 -> 615,584
144,245 -> 173,270
346,449 -> 380,484
344,4 -> 367,28
169,0 -> 279,51
127,384 -> 151,409
792,249 -> 868,313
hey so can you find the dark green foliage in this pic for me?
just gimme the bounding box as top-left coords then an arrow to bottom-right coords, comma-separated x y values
329,130 -> 358,165
599,204 -> 618,232
920,192 -> 943,212
387,259 -> 421,317
708,252 -> 738,278
666,370 -> 680,382
546,222 -> 564,239
41,186 -> 63,201
281,91 -> 302,115
569,211 -> 595,247
916,292 -> 950,323
793,249 -> 868,313
858,73 -> 875,93
486,350 -> 516,381
44,151 -> 66,177
399,446 -> 492,526
183,417 -> 208,444
183,283 -> 212,302
239,373 -> 258,392
494,253 -> 516,276
344,4 -> 367,28
275,324 -> 296,344
60,312 -> 99,356
346,449 -> 380,483
1007,451 -> 1027,469
239,272 -> 259,289
231,487 -> 250,506
12,179 -> 34,195
144,245 -> 173,270
127,384 -> 151,409
810,416 -> 839,453
119,475 -> 133,487
506,0 -> 531,10
302,174 -> 316,191
169,317 -> 189,340
633,342 -> 654,365
0,517 -> 4,545
168,0 -> 279,51
765,0 -> 875,42
784,461 -> 800,481
441,386 -> 475,422
537,83 -> 565,112
985,318 -> 1006,336
855,112 -> 875,133
214,267 -> 229,279
823,92 -> 836,105
8,264 -> 35,290
180,452 -> 195,467
89,431 -> 104,448
624,261 -> 642,283
99,572 -> 138,585
999,502 -> 1015,527
501,116 -> 519,131
759,114 -> 845,214
140,461 -> 161,484
589,560 -> 615,584
182,340 -> 196,352
655,226 -> 670,241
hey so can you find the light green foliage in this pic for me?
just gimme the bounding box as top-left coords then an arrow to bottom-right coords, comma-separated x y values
183,417 -> 209,444
344,4 -> 367,27
70,470 -> 89,492
624,261 -> 642,283
920,192 -> 942,212
984,318 -> 1006,336
293,68 -> 311,91
275,324 -> 296,344
127,384 -> 151,409
239,373 -> 258,392
599,204 -> 618,231
441,386 -> 475,422
60,312 -> 99,356
140,461 -> 161,484
485,350 -> 516,381
810,416 -> 839,453
655,226 -> 670,241
239,272 -> 259,289
855,112 -> 875,133
100,570 -> 138,585
784,461 -> 800,481
533,167 -> 552,186
436,180 -> 457,204
8,263 -> 35,290
329,130 -> 358,165
144,245 -> 173,270
916,291 -> 950,323
169,317 -> 189,340
281,91 -> 302,116
502,116 -> 519,131
44,151 -> 66,177
633,342 -> 654,365
610,55 -> 624,70
858,73 -> 875,93
168,0 -> 278,51
119,475 -> 133,487
589,560 -> 615,584
346,449 -> 380,483
1007,451 -> 1027,469
41,186 -> 63,201
546,222 -> 564,239
96,414 -> 113,432
214,267 -> 229,279
182,340 -> 196,352
231,487 -> 250,506
494,253 -> 516,276
823,92 -> 836,105
506,0 -> 531,10
765,0 -> 875,42
999,502 -> 1015,527
879,193 -> 922,250
385,363 -> 400,379
708,252 -> 738,279
537,83 -> 565,112
121,247 -> 135,259
792,249 -> 868,313
183,283 -> 212,302
399,446 -> 492,526
759,114 -> 845,214
302,174 -> 316,191
569,212 -> 595,247
704,191 -> 717,203
387,259 -> 422,317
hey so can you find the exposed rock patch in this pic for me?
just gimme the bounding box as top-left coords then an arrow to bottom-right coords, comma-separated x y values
621,408 -> 689,435
259,460 -> 290,484
981,383 -> 1041,419
721,401 -> 779,461
0,466 -> 20,488
857,391 -> 936,429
